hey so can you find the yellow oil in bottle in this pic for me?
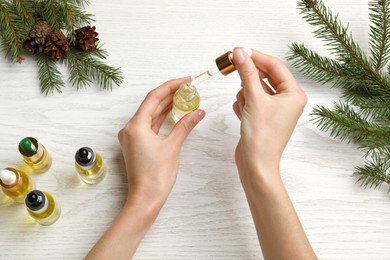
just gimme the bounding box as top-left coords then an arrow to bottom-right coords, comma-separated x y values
23,144 -> 52,173
0,168 -> 35,203
75,150 -> 106,185
172,82 -> 200,122
26,191 -> 61,226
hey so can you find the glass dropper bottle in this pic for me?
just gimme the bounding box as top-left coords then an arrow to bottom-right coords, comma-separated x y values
171,48 -> 252,122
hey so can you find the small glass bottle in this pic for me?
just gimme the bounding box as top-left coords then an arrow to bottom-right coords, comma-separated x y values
172,82 -> 201,122
25,190 -> 61,226
75,147 -> 106,185
0,168 -> 35,203
18,137 -> 52,173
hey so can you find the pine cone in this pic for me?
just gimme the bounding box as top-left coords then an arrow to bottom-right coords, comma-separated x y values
44,31 -> 69,60
75,26 -> 99,51
23,21 -> 51,54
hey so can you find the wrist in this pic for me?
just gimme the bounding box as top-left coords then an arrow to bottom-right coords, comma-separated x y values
125,190 -> 166,219
238,163 -> 284,196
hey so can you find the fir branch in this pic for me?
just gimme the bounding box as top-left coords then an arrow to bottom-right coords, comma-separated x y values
287,42 -> 352,85
65,48 -> 123,90
37,0 -> 61,30
369,0 -> 390,72
12,0 -> 33,26
36,53 -> 65,94
59,0 -> 94,43
311,103 -> 390,152
65,49 -> 92,89
0,0 -> 25,62
354,154 -> 390,191
299,0 -> 390,94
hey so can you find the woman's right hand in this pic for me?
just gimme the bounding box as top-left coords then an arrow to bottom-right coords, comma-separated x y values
232,48 -> 307,184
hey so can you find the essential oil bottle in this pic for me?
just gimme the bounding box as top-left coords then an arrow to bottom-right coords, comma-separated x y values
25,190 -> 61,226
0,168 -> 35,203
18,137 -> 52,173
171,82 -> 201,122
75,147 -> 106,185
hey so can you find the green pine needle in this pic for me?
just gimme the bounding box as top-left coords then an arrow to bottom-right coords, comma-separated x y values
354,153 -> 390,192
290,0 -> 390,192
65,47 -> 123,91
36,53 -> 65,95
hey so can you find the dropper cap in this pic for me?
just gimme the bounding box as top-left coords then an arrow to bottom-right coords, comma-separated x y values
75,147 -> 96,167
215,48 -> 253,76
19,137 -> 38,157
0,168 -> 18,187
25,190 -> 46,211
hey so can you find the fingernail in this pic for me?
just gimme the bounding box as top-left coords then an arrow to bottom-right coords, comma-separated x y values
233,48 -> 246,66
194,109 -> 206,124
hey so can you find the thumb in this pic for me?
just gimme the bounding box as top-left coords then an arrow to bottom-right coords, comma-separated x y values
233,48 -> 264,98
169,109 -> 206,146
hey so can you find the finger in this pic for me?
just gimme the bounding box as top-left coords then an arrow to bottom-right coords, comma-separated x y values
151,104 -> 173,134
233,102 -> 242,120
232,48 -> 264,100
151,93 -> 174,119
251,50 -> 299,93
135,77 -> 191,121
168,109 -> 206,146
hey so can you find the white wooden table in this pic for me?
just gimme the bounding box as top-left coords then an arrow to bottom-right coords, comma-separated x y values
1,0 -> 389,259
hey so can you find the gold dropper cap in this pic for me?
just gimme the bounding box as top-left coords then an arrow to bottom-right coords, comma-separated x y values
215,51 -> 235,76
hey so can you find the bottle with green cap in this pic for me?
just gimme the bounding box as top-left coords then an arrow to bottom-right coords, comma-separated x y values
25,190 -> 61,225
0,168 -> 35,203
19,137 -> 52,173
75,147 -> 106,184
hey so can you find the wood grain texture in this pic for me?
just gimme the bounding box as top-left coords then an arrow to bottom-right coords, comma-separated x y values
0,0 -> 389,259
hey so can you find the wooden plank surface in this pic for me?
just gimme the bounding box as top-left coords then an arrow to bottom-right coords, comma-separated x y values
0,0 -> 389,259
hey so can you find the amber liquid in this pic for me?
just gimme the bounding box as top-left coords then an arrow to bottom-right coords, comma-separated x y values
1,170 -> 35,203
172,83 -> 200,122
27,192 -> 61,226
23,145 -> 52,173
75,152 -> 106,185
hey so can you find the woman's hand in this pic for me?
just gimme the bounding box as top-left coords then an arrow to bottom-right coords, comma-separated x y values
118,77 -> 206,207
232,48 -> 307,183
86,77 -> 205,260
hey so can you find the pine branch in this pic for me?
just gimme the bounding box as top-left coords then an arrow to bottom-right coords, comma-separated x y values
65,47 -> 123,91
287,42 -> 352,85
0,0 -> 25,62
36,53 -> 65,94
12,0 -> 34,26
354,153 -> 390,192
59,0 -> 94,43
65,49 -> 92,89
299,0 -> 390,94
36,0 -> 61,30
369,0 -> 390,72
311,103 -> 390,152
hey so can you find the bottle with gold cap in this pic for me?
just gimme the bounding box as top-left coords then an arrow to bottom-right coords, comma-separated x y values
171,48 -> 253,122
25,190 -> 61,225
75,147 -> 106,184
18,137 -> 52,173
0,168 -> 35,203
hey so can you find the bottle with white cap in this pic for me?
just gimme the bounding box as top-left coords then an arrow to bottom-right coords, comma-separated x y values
18,137 -> 52,173
25,190 -> 61,225
75,147 -> 106,184
0,168 -> 35,203
171,48 -> 253,122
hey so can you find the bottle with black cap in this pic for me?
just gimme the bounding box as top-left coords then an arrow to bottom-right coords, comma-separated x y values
25,190 -> 61,225
18,137 -> 52,173
0,168 -> 35,203
75,147 -> 106,184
